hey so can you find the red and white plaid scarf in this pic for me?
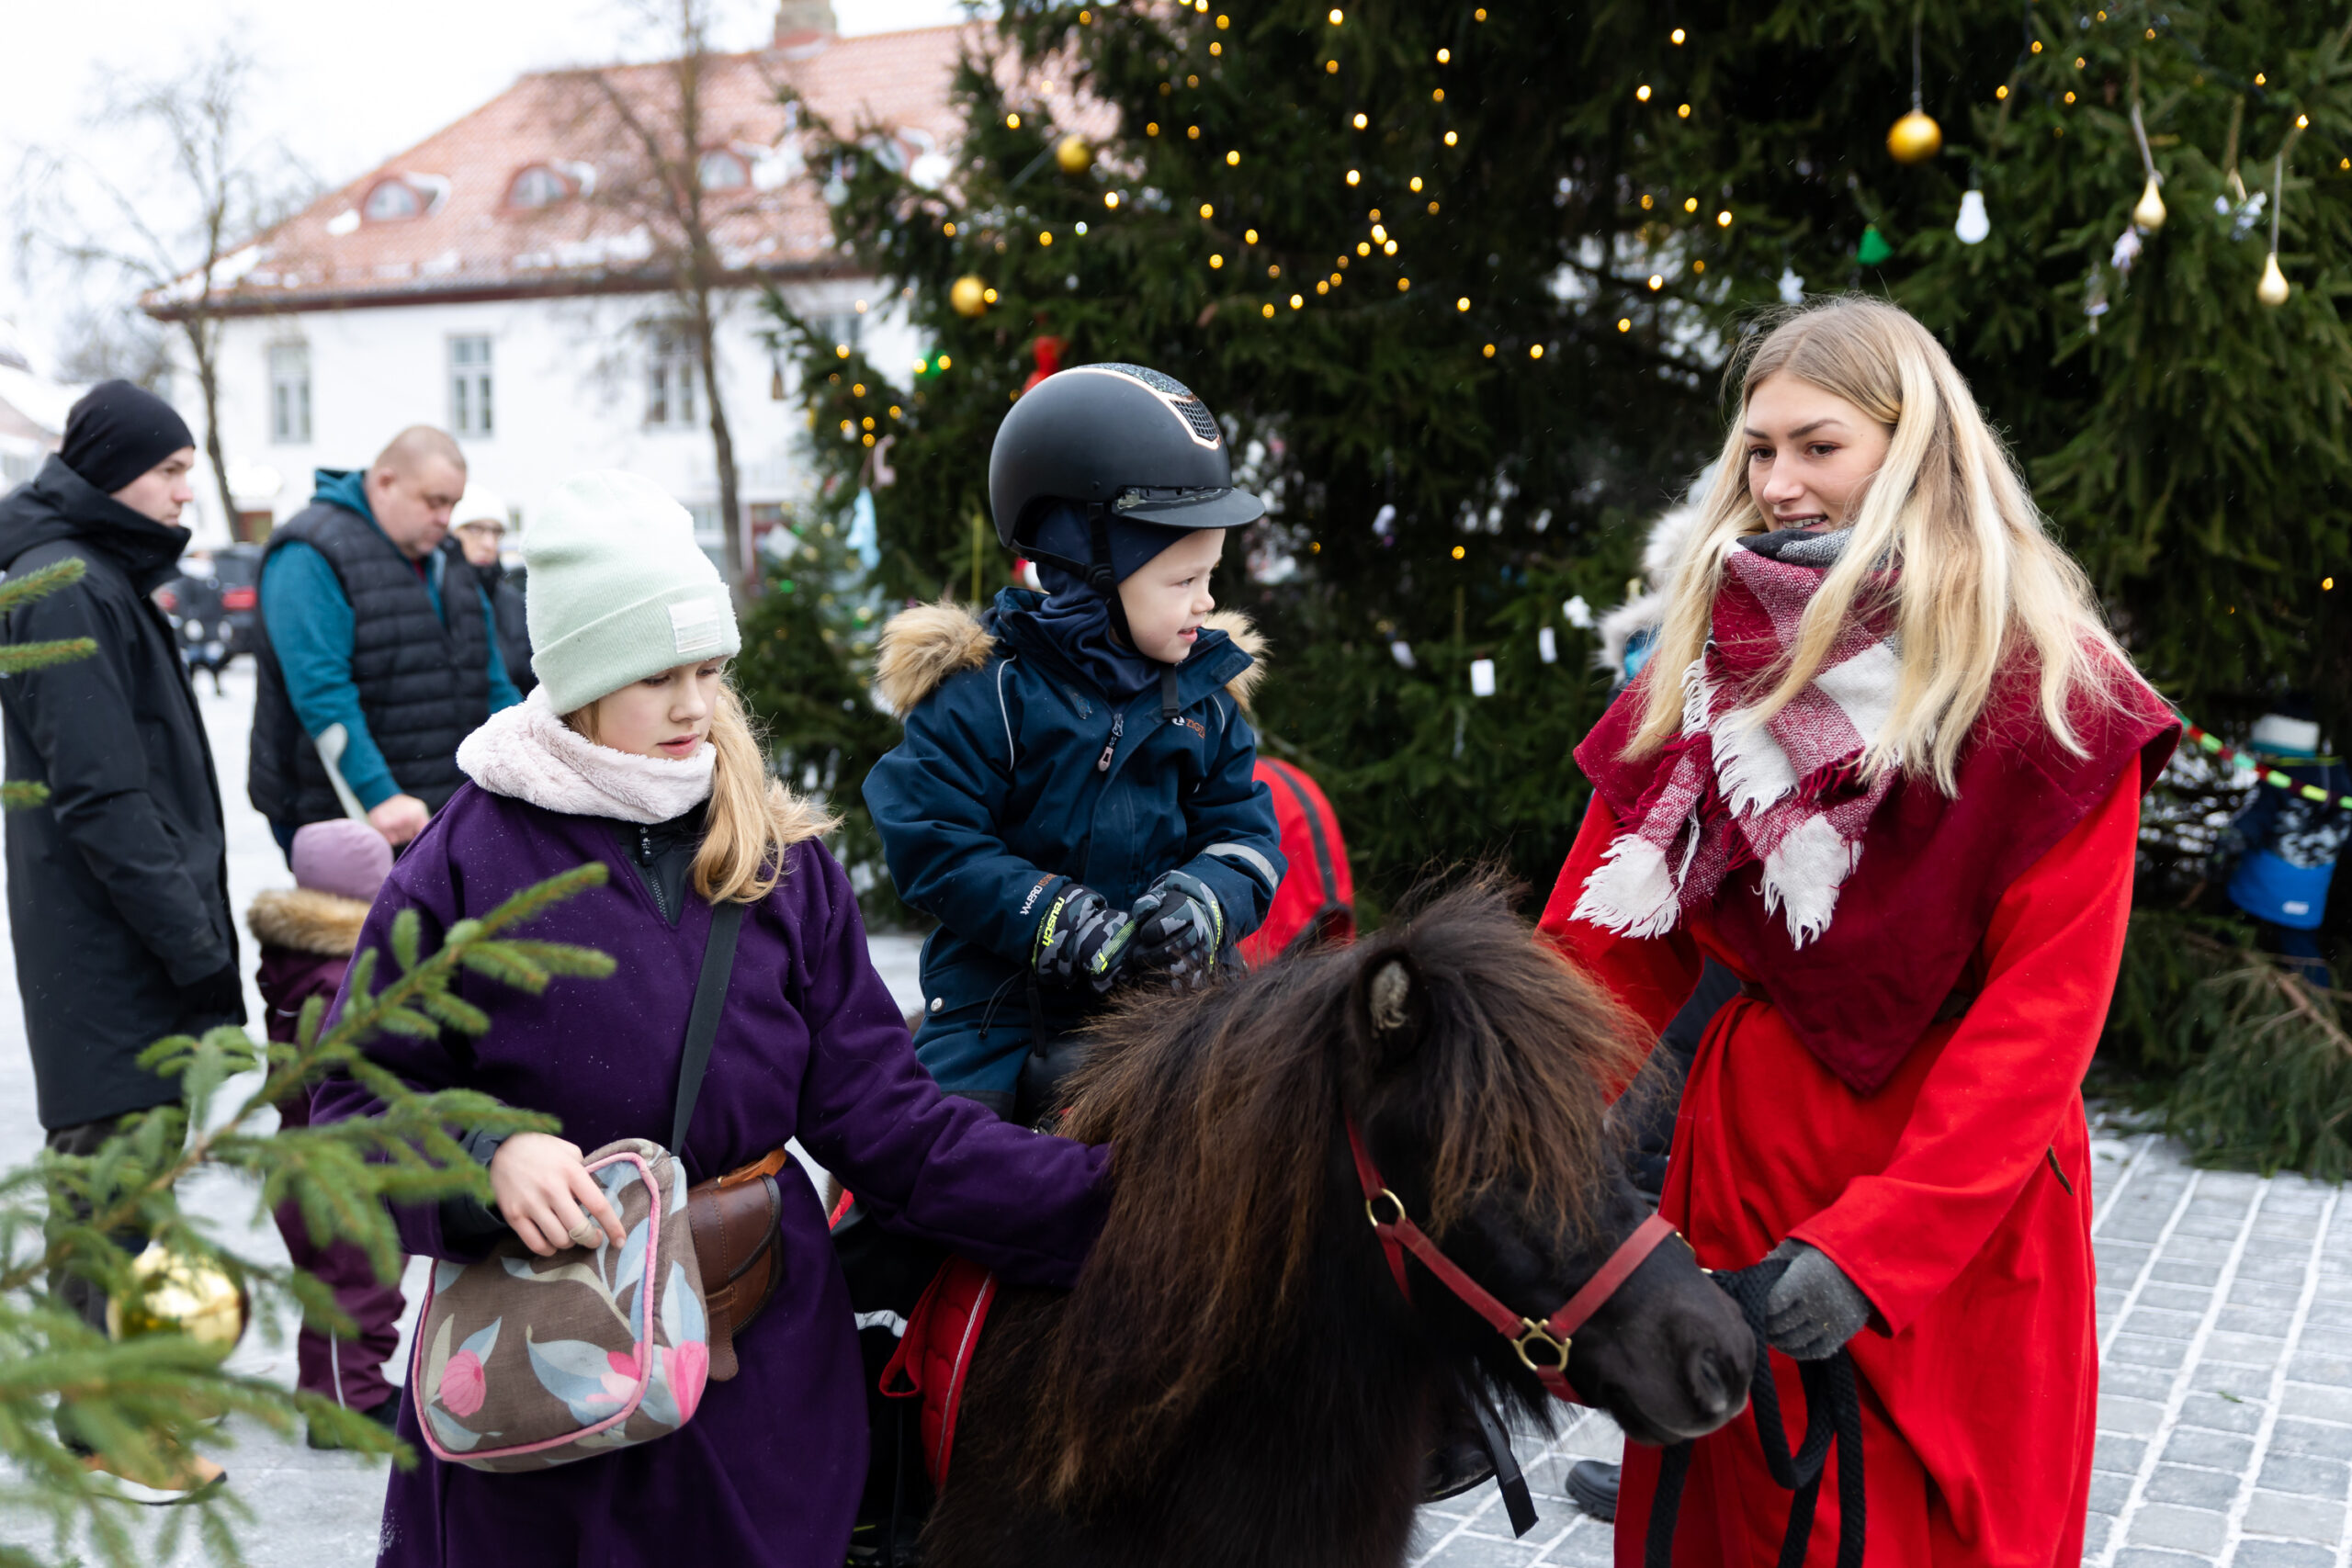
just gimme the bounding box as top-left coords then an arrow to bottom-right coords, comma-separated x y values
1574,541 -> 1901,948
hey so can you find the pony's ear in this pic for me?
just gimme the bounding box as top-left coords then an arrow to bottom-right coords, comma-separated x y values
1358,952 -> 1430,1067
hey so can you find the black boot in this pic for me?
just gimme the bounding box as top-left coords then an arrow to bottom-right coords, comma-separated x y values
1565,1459 -> 1620,1521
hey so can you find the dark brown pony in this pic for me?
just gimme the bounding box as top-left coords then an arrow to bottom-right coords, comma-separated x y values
925,879 -> 1752,1568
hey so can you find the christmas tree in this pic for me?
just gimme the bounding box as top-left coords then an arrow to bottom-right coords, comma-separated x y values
764,1 -> 2352,1163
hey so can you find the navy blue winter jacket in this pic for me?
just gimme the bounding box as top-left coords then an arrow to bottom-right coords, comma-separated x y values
864,591 -> 1284,1098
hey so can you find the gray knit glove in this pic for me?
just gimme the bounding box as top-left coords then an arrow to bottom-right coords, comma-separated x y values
1763,1240 -> 1871,1361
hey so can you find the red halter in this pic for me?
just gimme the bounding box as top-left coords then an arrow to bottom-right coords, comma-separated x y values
1344,1117 -> 1682,1404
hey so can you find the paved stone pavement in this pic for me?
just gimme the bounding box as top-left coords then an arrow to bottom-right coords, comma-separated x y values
4,667 -> 2348,1565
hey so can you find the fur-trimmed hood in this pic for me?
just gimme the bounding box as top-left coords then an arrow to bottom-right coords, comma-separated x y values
873,598 -> 1267,715
247,886 -> 371,957
1595,498 -> 1711,680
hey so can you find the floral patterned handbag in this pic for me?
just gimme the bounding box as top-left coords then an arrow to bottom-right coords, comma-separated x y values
409,902 -> 757,1472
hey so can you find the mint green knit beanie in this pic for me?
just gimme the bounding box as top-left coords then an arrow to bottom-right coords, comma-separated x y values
524,470 -> 741,714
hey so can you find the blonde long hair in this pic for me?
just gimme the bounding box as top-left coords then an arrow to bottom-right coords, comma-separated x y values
1629,296 -> 2127,793
573,679 -> 836,904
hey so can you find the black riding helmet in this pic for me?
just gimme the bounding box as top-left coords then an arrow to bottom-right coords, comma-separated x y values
989,365 -> 1263,635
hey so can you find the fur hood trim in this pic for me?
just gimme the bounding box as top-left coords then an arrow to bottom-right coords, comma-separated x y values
1596,498 -> 1711,678
873,599 -> 1269,713
873,600 -> 998,716
248,886 -> 371,957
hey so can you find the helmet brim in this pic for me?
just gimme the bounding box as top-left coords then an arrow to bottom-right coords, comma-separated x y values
1113,486 -> 1266,531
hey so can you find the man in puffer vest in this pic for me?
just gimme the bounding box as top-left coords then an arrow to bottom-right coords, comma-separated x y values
249,427 -> 522,854
252,819 -> 406,1445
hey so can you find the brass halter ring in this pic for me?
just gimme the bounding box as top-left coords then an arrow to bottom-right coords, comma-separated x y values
1513,1318 -> 1571,1374
1365,1189 -> 1406,1228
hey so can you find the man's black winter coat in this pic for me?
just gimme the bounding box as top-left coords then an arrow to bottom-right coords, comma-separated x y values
0,457 -> 243,1130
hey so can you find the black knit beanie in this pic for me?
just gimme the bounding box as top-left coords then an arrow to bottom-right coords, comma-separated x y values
59,380 -> 196,496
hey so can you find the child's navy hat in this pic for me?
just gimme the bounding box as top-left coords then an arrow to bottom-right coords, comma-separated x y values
1025,504 -> 1193,586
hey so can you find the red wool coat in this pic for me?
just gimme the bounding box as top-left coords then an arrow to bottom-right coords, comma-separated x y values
1540,767 -> 2141,1566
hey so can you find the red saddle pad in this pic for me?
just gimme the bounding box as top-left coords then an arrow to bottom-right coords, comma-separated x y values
877,1254 -> 997,1488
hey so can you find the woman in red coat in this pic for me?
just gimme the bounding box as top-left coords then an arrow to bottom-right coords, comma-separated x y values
1541,297 -> 2175,1565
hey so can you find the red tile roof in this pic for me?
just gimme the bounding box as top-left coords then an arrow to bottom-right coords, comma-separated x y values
148,24 -> 1057,317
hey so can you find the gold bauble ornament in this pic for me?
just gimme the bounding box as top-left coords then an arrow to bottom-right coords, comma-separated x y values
1886,109 -> 1942,164
949,276 -> 989,318
1054,134 -> 1093,176
2258,252 -> 2290,307
2132,175 -> 2167,231
107,1245 -> 246,1350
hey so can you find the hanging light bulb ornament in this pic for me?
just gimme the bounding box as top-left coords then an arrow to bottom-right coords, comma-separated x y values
2258,152 -> 2290,307
107,1244 -> 247,1350
1955,187 -> 1990,244
949,276 -> 989,318
2258,252 -> 2290,307
1888,110 -> 1942,164
2129,103 -> 2166,231
1055,134 -> 1093,175
1887,18 -> 1940,164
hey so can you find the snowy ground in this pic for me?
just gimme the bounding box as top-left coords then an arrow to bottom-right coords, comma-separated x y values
0,667 -> 2344,1566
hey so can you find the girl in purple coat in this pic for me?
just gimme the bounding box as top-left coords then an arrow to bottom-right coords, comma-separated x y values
311,470 -> 1108,1568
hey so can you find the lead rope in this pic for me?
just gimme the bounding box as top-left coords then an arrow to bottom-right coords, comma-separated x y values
1645,1258 -> 1865,1568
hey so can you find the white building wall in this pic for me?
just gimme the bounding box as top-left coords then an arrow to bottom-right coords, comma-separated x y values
166,277 -> 922,553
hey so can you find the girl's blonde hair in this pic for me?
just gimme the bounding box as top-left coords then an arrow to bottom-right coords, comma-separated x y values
571,678 -> 836,905
1630,295 -> 2127,793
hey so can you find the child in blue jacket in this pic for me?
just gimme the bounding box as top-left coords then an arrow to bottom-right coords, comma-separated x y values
864,364 -> 1284,1120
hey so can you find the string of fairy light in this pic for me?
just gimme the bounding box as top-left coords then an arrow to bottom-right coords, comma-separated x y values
923,3 -> 1604,365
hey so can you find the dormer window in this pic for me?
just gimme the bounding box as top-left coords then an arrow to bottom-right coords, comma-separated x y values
506,164 -> 571,209
698,150 -> 751,191
363,179 -> 424,221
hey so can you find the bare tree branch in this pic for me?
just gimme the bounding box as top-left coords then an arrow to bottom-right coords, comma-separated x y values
9,43 -> 315,536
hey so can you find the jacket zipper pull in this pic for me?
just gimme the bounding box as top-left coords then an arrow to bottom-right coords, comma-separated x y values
1096,711 -> 1124,773
638,826 -> 655,863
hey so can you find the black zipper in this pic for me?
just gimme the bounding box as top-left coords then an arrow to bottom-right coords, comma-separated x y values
637,824 -> 671,924
1096,709 -> 1124,773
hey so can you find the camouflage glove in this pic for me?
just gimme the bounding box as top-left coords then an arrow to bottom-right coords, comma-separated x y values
1031,884 -> 1137,995
1126,871 -> 1226,994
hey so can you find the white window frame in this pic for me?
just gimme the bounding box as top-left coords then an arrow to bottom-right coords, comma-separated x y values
268,343 -> 311,446
645,326 -> 700,430
449,335 -> 493,436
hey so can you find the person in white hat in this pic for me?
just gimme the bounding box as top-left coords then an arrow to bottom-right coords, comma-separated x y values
452,484 -> 533,695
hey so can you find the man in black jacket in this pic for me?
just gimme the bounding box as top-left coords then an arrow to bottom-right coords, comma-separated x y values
0,379 -> 243,1500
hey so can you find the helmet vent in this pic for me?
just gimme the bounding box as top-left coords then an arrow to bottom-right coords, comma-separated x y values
1092,362 -> 1224,447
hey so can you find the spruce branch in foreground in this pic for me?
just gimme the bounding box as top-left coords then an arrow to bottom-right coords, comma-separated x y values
0,863 -> 615,1568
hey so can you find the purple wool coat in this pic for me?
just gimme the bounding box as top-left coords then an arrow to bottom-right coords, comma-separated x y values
310,784 -> 1109,1568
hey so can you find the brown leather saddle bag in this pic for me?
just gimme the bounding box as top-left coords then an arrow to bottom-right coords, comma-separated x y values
686,1147 -> 789,1382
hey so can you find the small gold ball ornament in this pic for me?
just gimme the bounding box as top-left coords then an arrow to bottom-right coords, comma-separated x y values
2258,252 -> 2290,307
949,276 -> 989,318
2132,175 -> 2167,231
107,1244 -> 247,1350
1886,109 -> 1943,164
1055,135 -> 1093,176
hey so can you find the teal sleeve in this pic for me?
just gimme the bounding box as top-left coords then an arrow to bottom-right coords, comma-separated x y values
480,585 -> 520,712
256,543 -> 401,812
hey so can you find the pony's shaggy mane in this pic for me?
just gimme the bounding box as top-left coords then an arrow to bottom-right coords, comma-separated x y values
1023,876 -> 1649,1503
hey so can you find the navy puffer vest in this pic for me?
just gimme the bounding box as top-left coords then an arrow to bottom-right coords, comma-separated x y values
249,503 -> 492,828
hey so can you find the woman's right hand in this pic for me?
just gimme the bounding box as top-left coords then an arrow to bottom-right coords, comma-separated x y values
489,1133 -> 628,1258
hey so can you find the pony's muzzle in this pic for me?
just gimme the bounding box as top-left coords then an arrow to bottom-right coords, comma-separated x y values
1685,1344 -> 1740,1422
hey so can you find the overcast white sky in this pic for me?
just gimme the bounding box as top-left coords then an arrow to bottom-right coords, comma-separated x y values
0,0 -> 977,371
